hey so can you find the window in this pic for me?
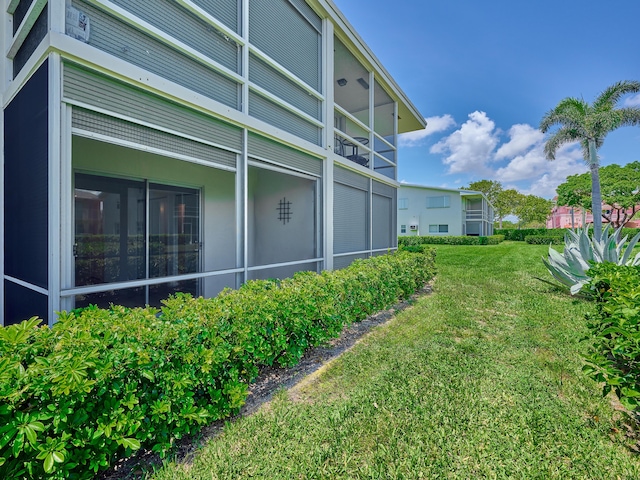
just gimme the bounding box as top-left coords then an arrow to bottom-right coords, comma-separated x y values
427,195 -> 450,208
429,224 -> 449,233
74,173 -> 200,308
398,197 -> 408,210
400,225 -> 406,234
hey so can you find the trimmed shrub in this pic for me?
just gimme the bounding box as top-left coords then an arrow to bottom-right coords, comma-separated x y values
398,235 -> 504,246
583,262 -> 640,412
495,228 -> 559,241
0,249 -> 436,479
525,235 -> 565,245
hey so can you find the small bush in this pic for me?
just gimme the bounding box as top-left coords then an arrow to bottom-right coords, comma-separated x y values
583,262 -> 640,412
495,228 -> 559,241
525,235 -> 565,245
0,249 -> 436,479
398,235 -> 504,246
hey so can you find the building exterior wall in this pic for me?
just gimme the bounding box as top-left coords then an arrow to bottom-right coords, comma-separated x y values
398,185 -> 494,237
1,0 -> 425,325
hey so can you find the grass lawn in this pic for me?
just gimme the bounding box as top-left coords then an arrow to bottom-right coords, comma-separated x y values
151,242 -> 640,479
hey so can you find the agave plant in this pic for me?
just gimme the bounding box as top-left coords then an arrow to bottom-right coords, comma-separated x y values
542,225 -> 640,295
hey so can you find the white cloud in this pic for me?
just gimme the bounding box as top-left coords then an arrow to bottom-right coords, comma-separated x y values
495,124 -> 544,160
398,114 -> 456,147
430,111 -> 499,175
495,143 -> 587,197
624,93 -> 640,107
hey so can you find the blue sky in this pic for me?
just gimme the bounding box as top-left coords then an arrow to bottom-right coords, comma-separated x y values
332,0 -> 640,198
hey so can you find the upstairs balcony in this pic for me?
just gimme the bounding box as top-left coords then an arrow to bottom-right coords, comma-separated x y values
333,38 -> 397,179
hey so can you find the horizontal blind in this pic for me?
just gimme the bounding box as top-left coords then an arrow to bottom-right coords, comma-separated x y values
372,194 -> 392,250
249,53 -> 320,119
72,0 -> 239,108
249,91 -> 321,145
247,132 -> 322,176
191,0 -> 239,33
63,63 -> 243,152
334,166 -> 370,190
109,0 -> 239,72
248,0 -> 321,91
72,108 -> 237,169
333,182 -> 368,254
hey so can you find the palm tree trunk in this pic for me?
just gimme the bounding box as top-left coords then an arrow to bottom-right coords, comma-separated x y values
588,139 -> 603,241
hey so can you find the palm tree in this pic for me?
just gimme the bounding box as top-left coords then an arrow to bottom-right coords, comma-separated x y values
540,80 -> 640,241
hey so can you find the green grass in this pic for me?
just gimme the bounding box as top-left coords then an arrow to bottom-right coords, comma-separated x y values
150,242 -> 640,479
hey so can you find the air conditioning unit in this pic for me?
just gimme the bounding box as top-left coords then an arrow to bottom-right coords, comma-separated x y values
409,223 -> 418,231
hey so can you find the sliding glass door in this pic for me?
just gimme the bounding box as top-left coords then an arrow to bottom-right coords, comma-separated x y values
74,173 -> 200,309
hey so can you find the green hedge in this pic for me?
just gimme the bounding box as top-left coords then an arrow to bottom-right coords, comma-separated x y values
496,227 -> 640,242
525,235 -> 565,245
583,263 -> 640,412
398,235 -> 504,246
0,249 -> 436,479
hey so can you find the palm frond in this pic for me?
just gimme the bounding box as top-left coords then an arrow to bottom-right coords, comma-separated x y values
593,80 -> 640,110
618,107 -> 640,127
544,127 -> 583,160
539,98 -> 587,132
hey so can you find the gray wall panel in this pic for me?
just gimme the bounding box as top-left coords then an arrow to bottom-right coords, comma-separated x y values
191,0 -> 239,32
109,0 -> 240,72
249,91 -> 321,146
334,165 -> 370,190
334,182 -> 368,254
73,108 -> 237,169
247,132 -> 322,176
249,53 -> 320,119
64,64 -> 243,152
372,193 -> 392,250
72,0 -> 239,108
249,0 -> 321,91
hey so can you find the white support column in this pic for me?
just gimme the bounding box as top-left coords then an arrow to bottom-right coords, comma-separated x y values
240,128 -> 248,286
48,52 -> 62,324
322,19 -> 334,270
241,0 -> 249,114
2,0 -> 13,91
50,0 -> 66,34
0,3 -> 4,324
59,102 -> 74,313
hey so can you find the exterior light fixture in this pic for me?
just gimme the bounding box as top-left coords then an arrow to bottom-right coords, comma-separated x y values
337,78 -> 347,86
357,77 -> 369,89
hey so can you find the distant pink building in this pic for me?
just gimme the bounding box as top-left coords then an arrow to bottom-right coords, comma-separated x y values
547,200 -> 640,229
546,204 -> 593,229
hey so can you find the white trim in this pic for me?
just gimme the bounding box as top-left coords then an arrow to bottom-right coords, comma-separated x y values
61,267 -> 246,297
333,250 -> 369,258
48,52 -> 62,325
84,0 -> 244,85
177,0 -> 244,46
323,18 -> 334,271
334,104 -> 370,138
247,258 -> 323,272
7,0 -> 20,15
2,32 -> 49,107
241,0 -> 249,114
63,98 -> 243,154
6,0 -> 47,59
373,132 -> 396,152
5,276 -> 49,296
70,128 -> 238,173
60,103 -> 74,313
248,158 -> 319,180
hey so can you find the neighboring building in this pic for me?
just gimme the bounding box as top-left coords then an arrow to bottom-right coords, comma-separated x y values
546,204 -> 593,229
547,202 -> 640,229
398,185 -> 494,237
1,0 -> 426,325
